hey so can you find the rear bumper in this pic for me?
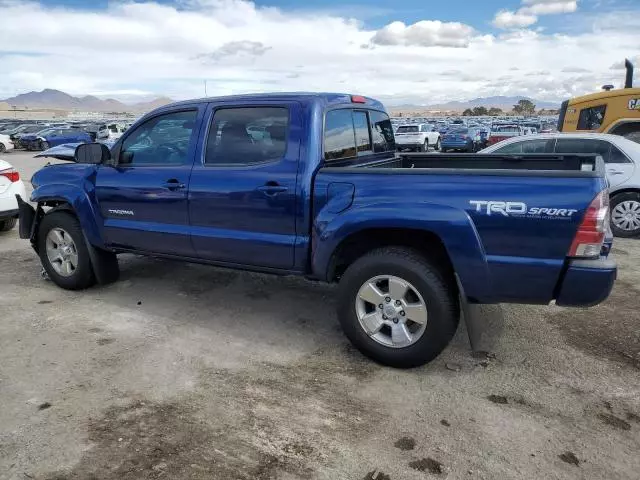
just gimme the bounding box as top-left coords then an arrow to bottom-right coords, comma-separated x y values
396,143 -> 422,149
555,258 -> 617,307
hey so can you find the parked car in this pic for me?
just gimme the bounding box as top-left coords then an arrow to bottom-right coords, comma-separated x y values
17,92 -> 616,368
481,132 -> 640,237
11,125 -> 49,148
0,134 -> 14,153
441,127 -> 480,152
487,124 -> 524,146
21,128 -> 92,151
0,158 -> 27,231
395,123 -> 441,151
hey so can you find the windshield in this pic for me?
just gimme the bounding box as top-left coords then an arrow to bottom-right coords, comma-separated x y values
449,128 -> 468,134
396,126 -> 419,133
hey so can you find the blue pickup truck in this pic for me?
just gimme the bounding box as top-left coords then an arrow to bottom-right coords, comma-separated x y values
17,93 -> 616,367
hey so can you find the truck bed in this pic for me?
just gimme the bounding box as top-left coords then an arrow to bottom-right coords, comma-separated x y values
324,153 -> 603,176
313,153 -> 608,305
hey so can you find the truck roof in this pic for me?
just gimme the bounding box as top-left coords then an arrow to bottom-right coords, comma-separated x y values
166,92 -> 386,111
568,87 -> 640,106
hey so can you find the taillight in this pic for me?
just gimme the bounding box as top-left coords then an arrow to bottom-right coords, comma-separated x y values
568,190 -> 609,258
351,95 -> 366,104
0,168 -> 20,182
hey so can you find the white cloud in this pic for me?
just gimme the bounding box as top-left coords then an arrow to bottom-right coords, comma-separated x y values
492,10 -> 538,29
370,20 -> 475,48
0,1 -> 636,106
493,0 -> 579,29
521,1 -> 577,15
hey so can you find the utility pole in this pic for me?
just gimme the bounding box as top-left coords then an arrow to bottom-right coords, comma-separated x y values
204,80 -> 208,97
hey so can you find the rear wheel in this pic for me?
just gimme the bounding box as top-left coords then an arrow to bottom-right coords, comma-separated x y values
39,140 -> 49,151
0,143 -> 6,153
434,138 -> 441,151
0,218 -> 17,231
38,212 -> 96,290
337,247 -> 459,368
421,139 -> 429,152
611,192 -> 640,237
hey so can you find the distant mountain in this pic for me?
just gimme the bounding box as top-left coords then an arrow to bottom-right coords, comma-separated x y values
1,89 -> 174,112
426,96 -> 559,111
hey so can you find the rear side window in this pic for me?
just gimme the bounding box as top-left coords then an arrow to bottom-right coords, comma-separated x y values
609,144 -> 630,163
370,111 -> 395,153
324,109 -> 357,161
353,111 -> 372,155
205,107 -> 289,166
577,105 -> 606,130
555,138 -> 611,163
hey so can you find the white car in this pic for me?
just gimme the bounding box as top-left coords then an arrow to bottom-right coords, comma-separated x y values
0,134 -> 15,153
481,132 -> 640,237
395,123 -> 441,151
0,158 -> 27,232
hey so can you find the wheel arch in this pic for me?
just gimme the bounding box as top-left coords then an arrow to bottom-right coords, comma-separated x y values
31,186 -> 105,249
312,204 -> 494,303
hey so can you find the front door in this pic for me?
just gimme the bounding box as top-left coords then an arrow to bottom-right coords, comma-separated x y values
188,103 -> 300,269
95,108 -> 202,256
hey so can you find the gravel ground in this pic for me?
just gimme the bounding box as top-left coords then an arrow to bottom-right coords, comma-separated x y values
0,151 -> 639,480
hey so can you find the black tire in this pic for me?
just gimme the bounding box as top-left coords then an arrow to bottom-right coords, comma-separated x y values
0,143 -> 6,153
37,211 -> 96,290
610,192 -> 640,238
40,140 -> 49,151
0,218 -> 17,231
421,139 -> 429,152
434,138 -> 441,151
337,247 -> 459,368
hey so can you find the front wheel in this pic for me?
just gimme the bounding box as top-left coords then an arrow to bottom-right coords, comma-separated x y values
611,192 -> 640,237
39,140 -> 49,151
38,212 -> 96,290
337,247 -> 459,368
0,143 -> 6,153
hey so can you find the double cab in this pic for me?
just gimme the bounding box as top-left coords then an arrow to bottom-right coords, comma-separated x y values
17,93 -> 617,367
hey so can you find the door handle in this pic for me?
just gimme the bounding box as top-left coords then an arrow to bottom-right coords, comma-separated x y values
607,170 -> 624,175
257,183 -> 288,195
162,179 -> 186,190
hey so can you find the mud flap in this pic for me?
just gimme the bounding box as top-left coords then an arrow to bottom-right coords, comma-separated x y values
83,232 -> 120,285
456,274 -> 504,353
16,195 -> 36,240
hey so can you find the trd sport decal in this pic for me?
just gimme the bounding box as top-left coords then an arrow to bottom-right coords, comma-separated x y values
469,200 -> 577,218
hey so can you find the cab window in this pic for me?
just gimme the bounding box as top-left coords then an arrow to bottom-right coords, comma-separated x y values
120,110 -> 197,166
205,107 -> 289,166
370,111 -> 395,153
577,105 -> 606,130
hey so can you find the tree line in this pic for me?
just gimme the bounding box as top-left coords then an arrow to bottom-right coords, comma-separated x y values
462,99 -> 544,116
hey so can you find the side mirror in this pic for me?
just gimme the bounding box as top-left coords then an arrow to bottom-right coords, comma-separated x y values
74,142 -> 111,164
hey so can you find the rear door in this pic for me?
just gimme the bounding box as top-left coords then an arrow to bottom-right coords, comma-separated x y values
188,102 -> 301,269
555,138 -> 634,188
95,107 -> 203,256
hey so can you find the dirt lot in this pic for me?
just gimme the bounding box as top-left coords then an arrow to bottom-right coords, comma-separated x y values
0,151 -> 639,480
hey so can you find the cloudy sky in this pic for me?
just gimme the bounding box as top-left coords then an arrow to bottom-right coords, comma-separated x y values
0,0 -> 638,105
